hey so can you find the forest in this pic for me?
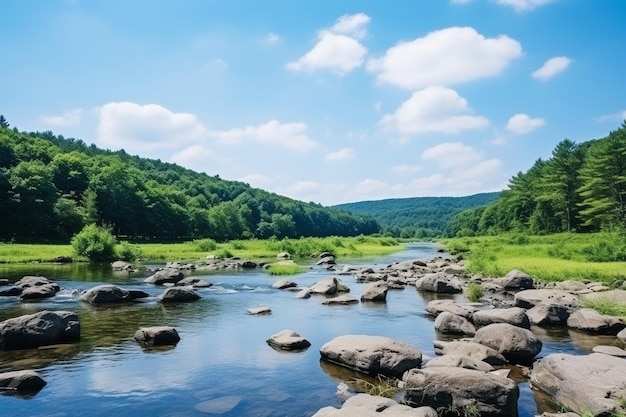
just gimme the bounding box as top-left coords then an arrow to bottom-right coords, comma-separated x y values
448,121 -> 626,237
334,193 -> 499,238
0,116 -> 379,242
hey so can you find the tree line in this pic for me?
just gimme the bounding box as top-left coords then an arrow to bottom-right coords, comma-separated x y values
448,121 -> 626,237
0,117 -> 379,242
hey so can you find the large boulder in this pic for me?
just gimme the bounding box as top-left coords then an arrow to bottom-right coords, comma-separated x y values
433,340 -> 507,366
472,307 -> 531,329
320,335 -> 422,378
360,281 -> 388,302
80,284 -> 148,304
14,276 -> 60,300
157,287 -> 201,303
425,299 -> 477,319
321,295 -> 359,305
144,268 -> 185,285
566,308 -> 626,335
415,273 -> 463,294
493,269 -> 534,290
424,354 -> 494,372
531,353 -> 626,416
0,310 -> 80,350
403,367 -> 519,417
312,394 -> 437,417
472,323 -> 542,364
0,370 -> 47,393
434,312 -> 477,336
266,329 -> 311,351
514,289 -> 581,311
310,277 -> 345,295
134,326 -> 180,347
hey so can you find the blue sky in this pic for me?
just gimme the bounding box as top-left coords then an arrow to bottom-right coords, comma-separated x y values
2,0 -> 625,206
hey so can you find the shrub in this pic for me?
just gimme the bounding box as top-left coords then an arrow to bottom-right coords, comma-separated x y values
194,238 -> 218,251
266,262 -> 305,276
117,241 -> 143,262
71,224 -> 117,263
465,282 -> 484,302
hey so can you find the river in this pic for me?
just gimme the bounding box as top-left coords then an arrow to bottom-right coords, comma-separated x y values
0,243 -> 612,416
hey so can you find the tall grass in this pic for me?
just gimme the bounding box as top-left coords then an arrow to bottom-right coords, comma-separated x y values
441,233 -> 626,284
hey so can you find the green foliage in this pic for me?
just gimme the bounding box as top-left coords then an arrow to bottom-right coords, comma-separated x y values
116,241 -> 143,262
581,240 -> 626,262
465,282 -> 484,302
582,298 -> 626,318
215,248 -> 234,258
194,238 -> 218,251
436,402 -> 481,417
71,224 -> 117,262
266,262 -> 306,276
349,375 -> 399,398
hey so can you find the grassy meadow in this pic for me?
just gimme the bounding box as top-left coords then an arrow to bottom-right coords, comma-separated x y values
441,232 -> 626,285
0,235 -> 404,264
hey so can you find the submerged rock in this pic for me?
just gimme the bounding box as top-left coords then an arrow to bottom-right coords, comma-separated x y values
0,370 -> 47,394
134,326 -> 180,347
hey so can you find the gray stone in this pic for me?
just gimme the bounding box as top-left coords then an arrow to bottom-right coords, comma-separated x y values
424,354 -> 494,372
19,283 -> 58,300
403,367 -> 519,417
271,279 -> 297,289
158,286 -> 201,302
134,326 -> 180,347
144,268 -> 185,285
527,304 -> 570,326
434,312 -> 477,336
433,340 -> 508,366
566,308 -> 626,335
0,369 -> 47,393
266,329 -> 311,351
473,323 -> 542,364
310,277 -> 341,295
360,281 -> 388,302
0,310 -> 80,350
514,289 -> 581,311
176,277 -> 213,288
415,272 -> 463,293
531,353 -> 626,416
80,284 -> 148,304
425,299 -> 477,319
247,306 -> 271,315
592,345 -> 626,357
472,307 -> 531,329
312,394 -> 437,417
320,335 -> 422,378
493,269 -> 534,290
321,295 -> 359,305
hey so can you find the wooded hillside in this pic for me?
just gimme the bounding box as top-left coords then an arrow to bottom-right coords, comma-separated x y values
334,193 -> 499,238
0,117 -> 379,242
448,121 -> 626,237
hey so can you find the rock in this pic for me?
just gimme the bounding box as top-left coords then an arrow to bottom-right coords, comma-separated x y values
0,287 -> 21,296
14,276 -> 59,291
0,370 -> 47,393
157,286 -> 201,303
514,289 -> 581,311
266,329 -> 311,351
360,281 -> 388,302
312,393 -> 437,417
531,353 -> 626,416
433,340 -> 508,366
403,367 -> 519,417
434,312 -> 477,336
0,310 -> 80,350
415,272 -> 463,294
80,284 -> 148,304
276,252 -> 290,259
296,288 -> 311,299
424,354 -> 494,372
134,326 -> 180,347
51,256 -> 73,263
316,255 -> 336,265
493,269 -> 534,290
472,307 -> 531,329
425,299 -> 477,319
144,268 -> 185,285
320,335 -> 422,378
111,260 -> 134,271
618,327 -> 626,342
473,323 -> 542,364
175,277 -> 213,288
527,304 -> 570,326
19,284 -> 59,300
195,395 -> 242,414
566,308 -> 626,335
271,279 -> 297,289
310,277 -> 341,295
247,306 -> 271,315
592,345 -> 626,357
321,295 -> 359,305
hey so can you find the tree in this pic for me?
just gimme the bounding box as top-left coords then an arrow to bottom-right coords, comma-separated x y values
71,224 -> 117,262
0,115 -> 9,129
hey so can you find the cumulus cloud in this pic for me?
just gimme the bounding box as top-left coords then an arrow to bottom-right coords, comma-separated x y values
170,145 -> 216,170
532,56 -> 572,80
211,119 -> 318,152
495,0 -> 558,12
263,32 -> 280,44
421,142 -> 484,168
325,148 -> 354,161
41,108 -> 83,127
238,174 -> 273,188
391,164 -> 422,175
96,102 -> 208,154
287,13 -> 370,74
506,113 -> 545,134
594,110 -> 626,123
367,26 -> 522,90
379,86 -> 489,136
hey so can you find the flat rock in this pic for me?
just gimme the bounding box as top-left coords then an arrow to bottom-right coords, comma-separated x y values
567,308 -> 626,335
134,326 -> 180,347
425,299 -> 477,319
247,306 -> 272,315
0,369 -> 47,393
266,329 -> 311,351
312,393 -> 437,417
434,312 -> 477,336
433,340 -> 508,366
415,272 -> 463,294
493,269 -> 534,290
424,354 -> 494,372
321,295 -> 359,305
472,307 -> 531,329
473,323 -> 542,364
0,310 -> 80,350
360,280 -> 388,302
158,286 -> 201,303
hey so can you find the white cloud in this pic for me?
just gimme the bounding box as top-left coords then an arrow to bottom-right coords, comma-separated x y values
594,110 -> 626,123
263,32 -> 280,44
532,56 -> 572,80
41,108 -> 83,127
204,58 -> 228,72
506,113 -> 545,134
287,13 -> 370,74
367,26 -> 522,90
212,119 -> 318,152
421,142 -> 484,168
170,145 -> 216,170
451,0 -> 473,4
96,102 -> 208,154
329,13 -> 371,40
495,0 -> 558,12
379,86 -> 489,136
239,174 -> 273,188
325,148 -> 354,161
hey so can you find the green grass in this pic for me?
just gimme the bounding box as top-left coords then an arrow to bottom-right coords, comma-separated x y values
582,298 -> 626,319
464,282 -> 484,302
441,232 -> 626,285
265,262 -> 306,276
0,236 -> 405,264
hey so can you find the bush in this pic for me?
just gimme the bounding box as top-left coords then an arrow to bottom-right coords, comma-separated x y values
117,241 -> 143,262
71,224 -> 117,263
465,282 -> 484,302
194,238 -> 218,251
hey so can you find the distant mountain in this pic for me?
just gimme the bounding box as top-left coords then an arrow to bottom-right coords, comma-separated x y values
333,193 -> 500,238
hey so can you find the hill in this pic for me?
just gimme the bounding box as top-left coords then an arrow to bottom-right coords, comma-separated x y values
0,119 -> 379,242
334,193 -> 500,238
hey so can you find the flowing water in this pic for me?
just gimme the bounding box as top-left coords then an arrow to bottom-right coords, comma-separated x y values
0,243 -> 614,416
